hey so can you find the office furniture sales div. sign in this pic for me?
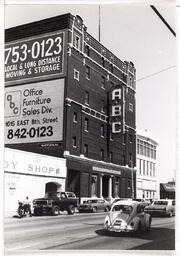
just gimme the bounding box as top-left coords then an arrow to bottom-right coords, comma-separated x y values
5,31 -> 65,84
4,79 -> 64,144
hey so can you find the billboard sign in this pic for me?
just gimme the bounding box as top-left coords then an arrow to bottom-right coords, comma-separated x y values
5,31 -> 65,84
4,79 -> 64,144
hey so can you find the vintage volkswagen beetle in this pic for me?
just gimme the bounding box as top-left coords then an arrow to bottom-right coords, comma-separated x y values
103,200 -> 151,233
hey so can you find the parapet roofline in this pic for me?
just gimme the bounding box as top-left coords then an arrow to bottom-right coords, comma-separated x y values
137,129 -> 159,144
5,13 -> 73,42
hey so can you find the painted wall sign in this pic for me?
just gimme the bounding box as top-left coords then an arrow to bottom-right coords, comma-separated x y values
5,31 -> 65,84
4,148 -> 67,178
92,166 -> 121,175
4,79 -> 64,144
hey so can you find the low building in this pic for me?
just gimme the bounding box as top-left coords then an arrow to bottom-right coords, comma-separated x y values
136,130 -> 159,200
4,147 -> 67,215
160,181 -> 175,199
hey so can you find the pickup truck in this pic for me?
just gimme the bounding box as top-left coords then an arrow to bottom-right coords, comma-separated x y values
33,191 -> 78,216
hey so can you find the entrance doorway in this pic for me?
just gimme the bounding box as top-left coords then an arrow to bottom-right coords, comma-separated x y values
67,170 -> 80,197
102,175 -> 109,198
45,182 -> 61,194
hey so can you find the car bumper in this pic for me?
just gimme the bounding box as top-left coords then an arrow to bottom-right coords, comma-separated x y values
105,225 -> 133,233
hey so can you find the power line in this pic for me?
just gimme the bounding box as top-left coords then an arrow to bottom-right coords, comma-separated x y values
136,65 -> 176,82
150,5 -> 176,37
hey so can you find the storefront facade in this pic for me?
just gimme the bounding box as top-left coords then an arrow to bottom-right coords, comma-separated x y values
65,154 -> 136,202
4,148 -> 66,215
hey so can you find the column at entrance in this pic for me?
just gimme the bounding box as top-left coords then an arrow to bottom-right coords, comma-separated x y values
99,174 -> 103,198
108,176 -> 113,198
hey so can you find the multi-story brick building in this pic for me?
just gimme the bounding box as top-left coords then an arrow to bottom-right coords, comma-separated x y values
136,130 -> 159,200
5,13 -> 136,204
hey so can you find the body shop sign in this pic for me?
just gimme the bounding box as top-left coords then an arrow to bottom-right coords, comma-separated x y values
5,32 -> 65,84
4,79 -> 64,144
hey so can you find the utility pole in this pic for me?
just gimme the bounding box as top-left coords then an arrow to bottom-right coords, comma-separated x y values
98,5 -> 101,42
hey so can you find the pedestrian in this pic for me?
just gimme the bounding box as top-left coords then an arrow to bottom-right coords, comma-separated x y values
23,196 -> 32,217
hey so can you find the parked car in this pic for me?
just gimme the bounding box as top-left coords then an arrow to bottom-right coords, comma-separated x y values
78,198 -> 110,213
144,199 -> 175,217
133,198 -> 150,208
33,191 -> 78,216
104,200 -> 152,233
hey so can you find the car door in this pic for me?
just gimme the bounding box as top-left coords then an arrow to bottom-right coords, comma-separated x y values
97,199 -> 105,211
137,204 -> 146,228
172,200 -> 175,215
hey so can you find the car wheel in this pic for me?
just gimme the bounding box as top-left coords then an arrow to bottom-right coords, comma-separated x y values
34,208 -> 41,216
92,207 -> 97,213
18,207 -> 24,218
52,205 -> 60,216
67,205 -> 75,215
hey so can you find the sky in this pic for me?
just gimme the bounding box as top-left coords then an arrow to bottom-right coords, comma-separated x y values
4,2 -> 177,183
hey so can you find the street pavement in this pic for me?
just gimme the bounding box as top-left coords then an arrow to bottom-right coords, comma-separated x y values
4,211 -> 175,251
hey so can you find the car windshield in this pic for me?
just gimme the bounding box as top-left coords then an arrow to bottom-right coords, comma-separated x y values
134,199 -> 142,202
112,204 -> 133,214
153,201 -> 168,205
66,192 -> 76,198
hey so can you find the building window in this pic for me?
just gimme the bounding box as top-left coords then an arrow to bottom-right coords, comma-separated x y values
129,76 -> 133,87
84,144 -> 88,157
139,159 -> 142,174
127,180 -> 131,189
112,122 -> 121,133
122,134 -> 126,144
147,161 -> 149,176
110,132 -> 113,141
129,103 -> 133,112
112,89 -> 121,100
110,152 -> 113,163
73,112 -> 77,123
129,134 -> 133,143
85,45 -> 90,56
112,105 -> 121,116
143,160 -> 146,175
101,57 -> 105,67
110,63 -> 114,73
100,149 -> 104,161
74,69 -> 79,81
86,66 -> 90,80
129,153 -> 133,167
72,136 -> 77,148
85,91 -> 89,105
74,34 -> 80,50
100,125 -> 105,137
101,100 -> 105,113
101,76 -> 106,89
84,118 -> 89,132
122,155 -> 126,166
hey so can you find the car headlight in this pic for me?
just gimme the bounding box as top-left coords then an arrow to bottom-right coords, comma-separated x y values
33,200 -> 36,205
47,200 -> 52,206
104,216 -> 110,228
